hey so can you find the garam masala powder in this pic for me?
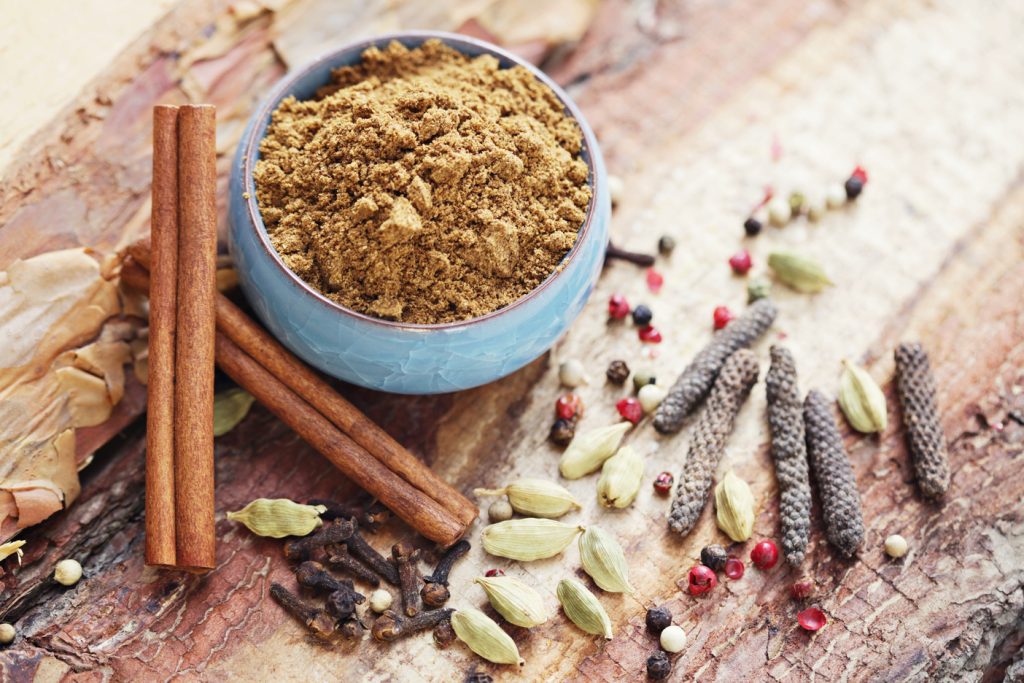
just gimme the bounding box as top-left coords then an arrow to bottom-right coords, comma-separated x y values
254,39 -> 591,324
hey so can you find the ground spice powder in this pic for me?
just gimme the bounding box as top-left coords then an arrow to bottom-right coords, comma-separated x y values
254,40 -> 591,324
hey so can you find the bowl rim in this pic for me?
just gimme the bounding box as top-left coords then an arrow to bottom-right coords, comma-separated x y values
239,29 -> 603,331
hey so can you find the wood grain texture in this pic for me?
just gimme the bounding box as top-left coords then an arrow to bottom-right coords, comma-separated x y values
0,0 -> 1022,681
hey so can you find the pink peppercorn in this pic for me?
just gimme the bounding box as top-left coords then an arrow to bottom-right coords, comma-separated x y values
791,578 -> 815,599
851,165 -> 868,184
646,268 -> 664,293
797,607 -> 826,631
556,393 -> 583,420
728,250 -> 753,275
713,306 -> 734,330
653,472 -> 674,495
608,294 -> 630,320
687,565 -> 717,596
485,569 -> 505,578
616,397 -> 643,425
750,539 -> 779,570
724,557 -> 745,580
638,325 -> 663,343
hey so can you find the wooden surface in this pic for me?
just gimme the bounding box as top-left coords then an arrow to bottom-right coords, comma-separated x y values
1,0 -> 1023,681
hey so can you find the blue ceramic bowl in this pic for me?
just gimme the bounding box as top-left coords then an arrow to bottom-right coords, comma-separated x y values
229,31 -> 610,394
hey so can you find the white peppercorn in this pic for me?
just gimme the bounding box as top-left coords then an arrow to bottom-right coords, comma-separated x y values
54,559 -> 82,586
825,183 -> 847,209
884,534 -> 908,558
0,624 -> 14,645
767,197 -> 792,226
659,624 -> 686,653
369,589 -> 394,613
487,499 -> 514,523
637,384 -> 667,413
559,359 -> 589,388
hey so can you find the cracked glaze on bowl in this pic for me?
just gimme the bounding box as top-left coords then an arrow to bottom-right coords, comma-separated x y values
229,31 -> 609,394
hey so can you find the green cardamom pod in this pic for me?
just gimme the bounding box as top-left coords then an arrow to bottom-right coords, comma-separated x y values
559,422 -> 631,479
213,388 -> 255,436
474,575 -> 548,627
227,498 -> 326,538
714,470 -> 756,542
597,445 -> 644,509
838,360 -> 888,433
474,478 -> 581,518
482,518 -> 584,561
451,607 -> 525,666
556,578 -> 613,638
578,526 -> 634,593
767,252 -> 834,293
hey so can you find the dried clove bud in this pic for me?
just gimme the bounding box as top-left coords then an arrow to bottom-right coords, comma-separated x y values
308,498 -> 389,532
605,242 -> 656,267
324,543 -> 382,587
372,608 -> 455,642
337,616 -> 365,640
392,542 -> 422,617
283,519 -> 355,561
295,561 -> 365,622
342,523 -> 400,585
433,619 -> 456,648
269,582 -> 336,640
422,539 -> 470,609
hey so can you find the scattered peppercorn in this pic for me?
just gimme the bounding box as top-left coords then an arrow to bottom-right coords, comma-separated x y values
658,235 -> 676,256
797,607 -> 826,631
712,306 -> 735,330
638,325 -> 663,343
743,216 -> 763,237
0,623 -> 13,646
653,472 -> 674,496
647,651 -> 672,679
484,569 -> 505,577
894,343 -> 950,499
750,540 -> 779,570
724,557 -> 745,580
632,304 -> 653,327
488,499 -> 514,523
633,370 -> 657,393
645,606 -> 673,634
825,183 -> 847,209
747,276 -> 772,303
659,624 -> 686,653
465,672 -> 494,683
804,389 -> 865,557
851,166 -> 868,184
608,294 -> 631,320
556,393 -> 583,420
791,577 -> 815,599
559,359 -> 589,387
700,544 -> 728,571
646,268 -> 664,293
884,534 -> 908,558
844,176 -> 864,200
617,397 -> 643,425
549,418 -> 576,447
767,196 -> 792,226
729,250 -> 752,275
607,360 -> 630,384
667,350 -> 760,535
687,565 -> 717,596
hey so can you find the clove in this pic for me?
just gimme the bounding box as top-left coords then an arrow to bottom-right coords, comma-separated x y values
433,619 -> 457,648
283,519 -> 355,562
338,616 -> 365,640
342,522 -> 400,586
392,542 -> 422,617
605,242 -> 656,267
324,543 -> 381,587
421,539 -> 470,609
269,582 -> 336,640
294,561 -> 366,622
371,608 -> 454,642
308,498 -> 389,532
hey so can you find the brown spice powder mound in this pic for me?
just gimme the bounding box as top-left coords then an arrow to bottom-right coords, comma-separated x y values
254,40 -> 592,324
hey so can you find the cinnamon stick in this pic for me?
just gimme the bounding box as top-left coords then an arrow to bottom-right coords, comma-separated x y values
128,240 -> 477,530
214,332 -> 466,546
145,105 -> 179,568
173,105 -> 218,572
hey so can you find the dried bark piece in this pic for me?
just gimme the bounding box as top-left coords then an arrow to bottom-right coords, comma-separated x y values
765,346 -> 812,566
654,299 -> 777,434
894,343 -> 950,499
803,390 -> 864,557
668,350 -> 759,536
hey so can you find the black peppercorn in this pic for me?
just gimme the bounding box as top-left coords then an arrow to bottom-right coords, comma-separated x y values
844,176 -> 864,200
658,235 -> 676,255
743,216 -> 762,237
607,360 -> 630,384
465,672 -> 493,683
646,651 -> 672,680
549,418 -> 575,446
700,544 -> 728,571
632,305 -> 653,327
645,606 -> 672,634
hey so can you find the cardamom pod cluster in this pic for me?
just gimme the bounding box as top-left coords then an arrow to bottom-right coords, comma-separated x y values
481,518 -> 583,561
474,479 -> 581,518
767,252 -> 833,293
559,422 -> 631,479
597,445 -> 644,508
213,388 -> 255,436
838,360 -> 888,433
894,343 -> 950,499
451,607 -> 524,666
226,498 -> 326,538
474,575 -> 548,628
578,526 -> 634,593
668,350 -> 760,536
654,300 -> 776,434
714,470 -> 755,542
803,390 -> 864,557
556,578 -> 613,639
765,346 -> 812,566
